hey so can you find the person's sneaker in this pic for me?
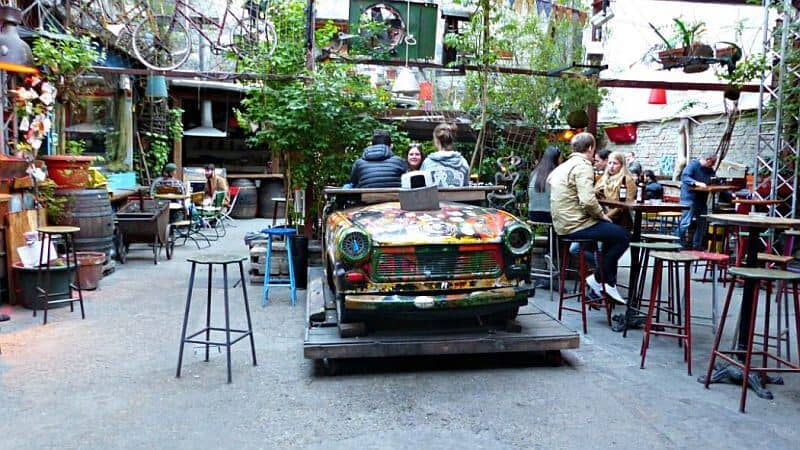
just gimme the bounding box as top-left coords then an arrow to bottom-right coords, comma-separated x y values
604,284 -> 627,305
0,313 -> 9,322
585,274 -> 603,297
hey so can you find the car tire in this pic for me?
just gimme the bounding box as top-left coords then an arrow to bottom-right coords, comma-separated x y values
484,306 -> 519,324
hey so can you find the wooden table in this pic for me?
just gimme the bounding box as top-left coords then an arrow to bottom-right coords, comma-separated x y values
691,184 -> 738,212
701,213 -> 800,398
599,199 -> 688,334
732,198 -> 783,213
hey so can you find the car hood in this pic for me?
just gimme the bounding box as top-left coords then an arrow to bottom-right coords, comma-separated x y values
330,201 -> 518,245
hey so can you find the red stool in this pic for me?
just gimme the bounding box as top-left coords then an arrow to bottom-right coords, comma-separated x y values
640,251 -> 700,375
704,266 -> 800,412
557,237 -> 611,334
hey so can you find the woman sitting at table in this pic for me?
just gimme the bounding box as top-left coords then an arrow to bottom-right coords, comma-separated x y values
595,151 -> 636,230
644,170 -> 664,200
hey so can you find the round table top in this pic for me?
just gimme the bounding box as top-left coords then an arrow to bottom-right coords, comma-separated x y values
732,198 -> 783,206
38,226 -> 80,234
706,213 -> 800,229
187,254 -> 247,264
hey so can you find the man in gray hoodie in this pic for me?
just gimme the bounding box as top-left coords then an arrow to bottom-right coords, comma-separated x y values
349,130 -> 407,188
421,123 -> 470,186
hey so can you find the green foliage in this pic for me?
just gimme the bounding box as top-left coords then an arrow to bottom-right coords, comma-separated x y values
445,2 -> 605,131
718,53 -> 768,89
653,18 -> 707,49
65,139 -> 86,155
167,108 -> 185,142
236,0 -> 405,229
143,131 -> 170,176
32,32 -> 105,108
38,182 -> 67,224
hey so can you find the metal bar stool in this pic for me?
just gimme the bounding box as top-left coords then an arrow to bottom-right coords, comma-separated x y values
640,250 -> 700,375
703,266 -> 800,412
625,241 -> 682,337
557,237 -> 611,334
176,254 -> 256,383
34,226 -> 85,325
261,227 -> 297,307
527,220 -> 558,302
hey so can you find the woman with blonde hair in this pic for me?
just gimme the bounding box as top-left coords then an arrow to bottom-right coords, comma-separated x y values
595,151 -> 636,230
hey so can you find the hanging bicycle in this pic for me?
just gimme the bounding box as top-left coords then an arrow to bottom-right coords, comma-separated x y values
131,0 -> 277,71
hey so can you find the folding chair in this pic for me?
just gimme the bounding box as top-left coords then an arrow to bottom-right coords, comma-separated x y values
219,186 -> 240,227
197,190 -> 227,239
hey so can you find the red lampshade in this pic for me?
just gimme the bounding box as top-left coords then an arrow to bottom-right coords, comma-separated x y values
648,88 -> 667,105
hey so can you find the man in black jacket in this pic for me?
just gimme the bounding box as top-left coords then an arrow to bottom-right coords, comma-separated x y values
349,130 -> 407,188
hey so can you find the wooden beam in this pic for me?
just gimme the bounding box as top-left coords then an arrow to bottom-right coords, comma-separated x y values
598,78 -> 760,92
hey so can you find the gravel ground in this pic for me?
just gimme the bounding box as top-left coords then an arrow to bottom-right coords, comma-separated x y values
1,218 -> 798,449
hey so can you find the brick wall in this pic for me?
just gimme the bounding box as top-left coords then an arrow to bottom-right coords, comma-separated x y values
602,111 -> 759,178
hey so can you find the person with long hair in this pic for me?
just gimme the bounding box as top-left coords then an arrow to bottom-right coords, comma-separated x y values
528,146 -> 561,223
420,123 -> 470,186
644,169 -> 664,200
595,151 -> 636,230
406,143 -> 425,171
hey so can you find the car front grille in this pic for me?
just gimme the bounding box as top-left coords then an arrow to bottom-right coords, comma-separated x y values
372,245 -> 503,282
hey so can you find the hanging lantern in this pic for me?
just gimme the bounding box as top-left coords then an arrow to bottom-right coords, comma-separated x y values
648,88 -> 667,105
0,6 -> 35,72
145,75 -> 168,98
392,67 -> 420,95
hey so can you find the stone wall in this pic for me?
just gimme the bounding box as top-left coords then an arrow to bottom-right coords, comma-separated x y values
602,111 -> 759,178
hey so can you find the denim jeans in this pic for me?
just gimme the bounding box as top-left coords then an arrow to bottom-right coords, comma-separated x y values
677,200 -> 707,249
562,221 -> 630,285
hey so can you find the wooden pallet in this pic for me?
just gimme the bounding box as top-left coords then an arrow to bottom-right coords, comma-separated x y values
303,267 -> 580,361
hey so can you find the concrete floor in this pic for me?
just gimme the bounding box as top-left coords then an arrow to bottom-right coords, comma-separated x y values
1,218 -> 798,449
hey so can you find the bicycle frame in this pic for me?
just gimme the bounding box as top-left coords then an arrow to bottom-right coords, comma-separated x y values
170,0 -> 250,54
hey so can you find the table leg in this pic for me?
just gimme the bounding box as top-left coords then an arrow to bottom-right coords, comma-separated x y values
620,211 -> 643,336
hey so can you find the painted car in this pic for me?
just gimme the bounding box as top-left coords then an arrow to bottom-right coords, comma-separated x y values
324,200 -> 533,324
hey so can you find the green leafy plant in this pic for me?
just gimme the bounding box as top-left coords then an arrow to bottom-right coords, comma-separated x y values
38,181 -> 68,223
236,0 -> 404,236
143,131 -> 170,176
653,18 -> 707,50
65,139 -> 86,156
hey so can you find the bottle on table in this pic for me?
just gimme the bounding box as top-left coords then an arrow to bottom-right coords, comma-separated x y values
619,177 -> 627,201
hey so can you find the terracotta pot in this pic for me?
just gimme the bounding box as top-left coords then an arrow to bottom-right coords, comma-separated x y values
41,155 -> 93,188
683,43 -> 713,74
658,48 -> 685,67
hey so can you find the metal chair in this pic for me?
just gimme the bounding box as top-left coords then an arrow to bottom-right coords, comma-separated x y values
218,186 -> 240,227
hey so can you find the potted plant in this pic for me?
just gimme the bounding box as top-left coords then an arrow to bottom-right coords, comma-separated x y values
654,18 -> 713,73
41,140 -> 94,187
716,52 -> 768,101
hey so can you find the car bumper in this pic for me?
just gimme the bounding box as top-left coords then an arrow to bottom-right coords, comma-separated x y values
344,286 -> 532,311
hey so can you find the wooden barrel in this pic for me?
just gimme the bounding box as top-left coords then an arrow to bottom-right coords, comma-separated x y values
230,179 -> 257,219
54,188 -> 115,258
258,179 -> 284,219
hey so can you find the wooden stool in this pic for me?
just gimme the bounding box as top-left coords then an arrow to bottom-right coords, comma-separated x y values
704,267 -> 800,412
640,251 -> 700,375
34,226 -> 85,325
755,252 -> 796,365
176,254 -> 255,383
641,233 -> 682,243
625,241 -> 681,337
271,197 -> 286,226
557,237 -> 611,334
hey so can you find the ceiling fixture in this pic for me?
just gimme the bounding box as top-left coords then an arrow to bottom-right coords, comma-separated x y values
590,0 -> 614,27
391,1 -> 420,96
648,88 -> 667,105
184,40 -> 226,138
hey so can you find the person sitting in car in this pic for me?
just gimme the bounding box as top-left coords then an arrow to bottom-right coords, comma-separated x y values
349,130 -> 407,188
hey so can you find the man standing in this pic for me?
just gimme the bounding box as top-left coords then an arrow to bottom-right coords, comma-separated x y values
678,151 -> 717,250
626,151 -> 643,180
350,130 -> 407,188
548,132 -> 630,304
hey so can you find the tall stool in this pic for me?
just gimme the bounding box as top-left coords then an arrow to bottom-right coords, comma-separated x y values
271,197 -> 287,226
34,226 -> 85,325
754,252 -> 796,365
640,251 -> 700,375
557,237 -> 610,334
625,241 -> 681,337
704,267 -> 800,412
527,220 -> 557,302
261,226 -> 297,307
176,254 -> 256,383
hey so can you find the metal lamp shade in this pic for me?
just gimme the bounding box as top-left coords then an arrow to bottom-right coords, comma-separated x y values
392,67 -> 420,95
648,88 -> 667,105
145,75 -> 168,98
0,6 -> 32,68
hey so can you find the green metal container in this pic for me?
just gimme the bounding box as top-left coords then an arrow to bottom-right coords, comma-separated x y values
349,0 -> 438,60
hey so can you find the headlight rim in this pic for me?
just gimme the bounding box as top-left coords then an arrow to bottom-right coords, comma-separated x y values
338,229 -> 372,262
504,223 -> 533,255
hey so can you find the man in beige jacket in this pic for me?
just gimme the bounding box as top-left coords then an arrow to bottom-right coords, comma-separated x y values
548,132 -> 630,304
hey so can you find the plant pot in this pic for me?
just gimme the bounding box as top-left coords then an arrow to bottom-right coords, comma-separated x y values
715,45 -> 741,62
604,123 -> 637,144
566,110 -> 589,129
724,85 -> 741,101
41,155 -> 93,188
76,251 -> 106,290
683,43 -> 713,73
657,48 -> 685,67
13,261 -> 75,309
290,234 -> 309,289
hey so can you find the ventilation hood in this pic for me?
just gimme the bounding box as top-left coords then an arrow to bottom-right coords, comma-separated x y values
184,100 -> 226,137
184,40 -> 226,138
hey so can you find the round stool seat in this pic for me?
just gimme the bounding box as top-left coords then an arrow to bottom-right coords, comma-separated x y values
630,242 -> 682,251
728,267 -> 800,281
187,253 -> 247,265
650,250 -> 700,262
757,253 -> 794,265
38,226 -> 80,234
783,229 -> 800,236
641,233 -> 681,242
262,226 -> 296,237
683,250 -> 729,263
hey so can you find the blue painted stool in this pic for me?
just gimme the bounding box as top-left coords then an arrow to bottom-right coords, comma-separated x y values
261,227 -> 297,306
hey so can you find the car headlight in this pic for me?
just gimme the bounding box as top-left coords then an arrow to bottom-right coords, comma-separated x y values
504,223 -> 532,255
338,229 -> 372,262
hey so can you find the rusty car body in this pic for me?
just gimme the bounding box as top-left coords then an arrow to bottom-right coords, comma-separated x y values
324,195 -> 534,324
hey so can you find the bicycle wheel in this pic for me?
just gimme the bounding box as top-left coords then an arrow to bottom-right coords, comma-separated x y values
231,19 -> 277,60
132,14 -> 191,71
